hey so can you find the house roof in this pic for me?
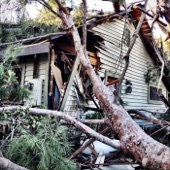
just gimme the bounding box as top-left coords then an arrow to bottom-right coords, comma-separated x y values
0,32 -> 66,49
130,4 -> 159,65
1,3 -> 170,91
130,4 -> 170,92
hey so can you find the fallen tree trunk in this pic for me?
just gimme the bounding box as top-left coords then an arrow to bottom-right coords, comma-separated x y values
80,43 -> 170,167
64,9 -> 170,170
46,1 -> 170,169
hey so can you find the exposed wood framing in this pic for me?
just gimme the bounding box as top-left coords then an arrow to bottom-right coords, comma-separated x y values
59,56 -> 80,111
56,42 -> 75,54
18,43 -> 50,56
48,48 -> 56,109
133,5 -> 167,27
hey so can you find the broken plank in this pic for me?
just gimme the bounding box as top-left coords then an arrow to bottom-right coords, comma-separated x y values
69,127 -> 110,159
95,151 -> 105,167
59,56 -> 80,111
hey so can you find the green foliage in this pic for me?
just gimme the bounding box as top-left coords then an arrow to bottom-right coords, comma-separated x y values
3,117 -> 76,170
144,68 -> 159,84
0,45 -> 30,104
0,13 -> 59,43
35,0 -> 62,27
73,6 -> 83,26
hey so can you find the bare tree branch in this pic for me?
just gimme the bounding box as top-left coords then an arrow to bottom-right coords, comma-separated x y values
55,0 -> 69,15
37,0 -> 61,18
0,106 -> 120,149
118,0 -> 149,94
153,43 -> 164,91
79,119 -> 105,124
128,109 -> 170,127
69,127 -> 110,159
134,5 -> 167,27
82,0 -> 87,55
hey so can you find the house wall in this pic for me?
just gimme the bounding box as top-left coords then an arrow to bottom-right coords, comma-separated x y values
19,53 -> 49,107
63,85 -> 84,118
92,18 -> 167,113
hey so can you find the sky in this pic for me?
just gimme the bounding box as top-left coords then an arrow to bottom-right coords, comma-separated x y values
26,0 -> 147,19
0,0 -> 157,22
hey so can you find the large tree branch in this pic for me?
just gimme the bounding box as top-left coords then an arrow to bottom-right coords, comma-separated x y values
134,5 -> 167,27
0,106 -> 120,149
82,0 -> 87,55
118,0 -> 149,91
52,2 -> 170,169
55,0 -> 69,15
37,0 -> 61,18
0,156 -> 28,170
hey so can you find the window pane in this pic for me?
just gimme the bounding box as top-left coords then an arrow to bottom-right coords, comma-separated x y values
150,86 -> 161,101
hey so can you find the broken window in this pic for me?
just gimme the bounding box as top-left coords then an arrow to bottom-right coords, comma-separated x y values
33,55 -> 39,79
148,85 -> 162,104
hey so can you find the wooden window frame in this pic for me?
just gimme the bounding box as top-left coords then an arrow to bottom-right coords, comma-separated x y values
33,54 -> 39,79
13,64 -> 25,86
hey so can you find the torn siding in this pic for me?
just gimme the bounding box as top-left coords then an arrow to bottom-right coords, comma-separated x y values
63,85 -> 85,118
92,18 -> 167,113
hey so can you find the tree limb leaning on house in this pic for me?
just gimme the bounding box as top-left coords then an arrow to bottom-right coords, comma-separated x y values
33,0 -> 170,169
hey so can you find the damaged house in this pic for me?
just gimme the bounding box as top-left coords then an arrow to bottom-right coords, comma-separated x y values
0,4 -> 169,121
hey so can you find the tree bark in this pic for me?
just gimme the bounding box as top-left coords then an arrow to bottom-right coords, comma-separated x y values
76,33 -> 170,168
0,156 -> 28,170
163,0 -> 170,24
47,1 -> 170,169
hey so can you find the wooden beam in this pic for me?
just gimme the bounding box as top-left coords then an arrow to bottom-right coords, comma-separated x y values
69,127 -> 110,159
56,42 -> 75,54
133,5 -> 167,27
18,43 -> 50,56
59,56 -> 80,111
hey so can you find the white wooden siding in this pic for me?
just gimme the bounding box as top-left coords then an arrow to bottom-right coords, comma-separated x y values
21,54 -> 48,106
92,18 -> 167,113
64,85 -> 85,117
